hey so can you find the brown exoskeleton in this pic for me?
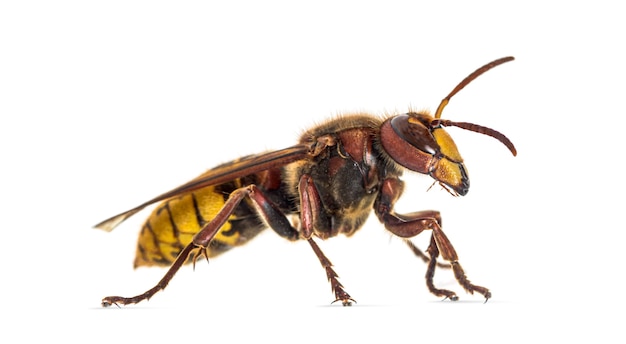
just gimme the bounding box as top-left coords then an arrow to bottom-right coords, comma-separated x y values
95,56 -> 516,307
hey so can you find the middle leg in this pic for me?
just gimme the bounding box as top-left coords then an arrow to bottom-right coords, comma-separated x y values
299,174 -> 355,306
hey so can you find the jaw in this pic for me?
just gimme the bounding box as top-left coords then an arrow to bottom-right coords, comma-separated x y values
431,158 -> 469,196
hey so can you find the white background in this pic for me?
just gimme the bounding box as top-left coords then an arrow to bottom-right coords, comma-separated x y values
1,1 -> 623,343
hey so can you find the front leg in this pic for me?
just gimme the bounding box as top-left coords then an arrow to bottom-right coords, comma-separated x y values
374,177 -> 491,301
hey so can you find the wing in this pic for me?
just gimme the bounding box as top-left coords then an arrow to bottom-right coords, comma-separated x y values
94,143 -> 313,232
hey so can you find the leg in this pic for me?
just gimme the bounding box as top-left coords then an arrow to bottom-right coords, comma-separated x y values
405,239 -> 451,269
307,237 -> 355,306
374,178 -> 491,301
424,231 -> 491,301
102,184 -> 299,307
424,235 -> 457,300
385,211 -> 491,301
299,174 -> 354,305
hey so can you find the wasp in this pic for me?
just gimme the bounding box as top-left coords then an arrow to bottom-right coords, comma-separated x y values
95,56 -> 517,307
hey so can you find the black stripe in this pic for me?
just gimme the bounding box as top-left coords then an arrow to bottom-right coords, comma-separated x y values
163,203 -> 180,240
144,221 -> 164,259
191,192 -> 207,227
137,227 -> 149,263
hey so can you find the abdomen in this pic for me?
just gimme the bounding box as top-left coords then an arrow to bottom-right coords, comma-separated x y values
134,182 -> 266,268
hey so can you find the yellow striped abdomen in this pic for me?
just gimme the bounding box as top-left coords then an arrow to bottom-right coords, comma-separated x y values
134,185 -> 238,268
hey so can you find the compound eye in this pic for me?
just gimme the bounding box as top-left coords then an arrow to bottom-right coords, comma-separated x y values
389,114 -> 439,155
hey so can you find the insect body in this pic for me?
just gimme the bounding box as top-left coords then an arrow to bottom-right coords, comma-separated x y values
96,57 -> 517,307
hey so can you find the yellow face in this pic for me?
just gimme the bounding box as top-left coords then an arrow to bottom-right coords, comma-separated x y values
380,113 -> 469,195
430,127 -> 468,195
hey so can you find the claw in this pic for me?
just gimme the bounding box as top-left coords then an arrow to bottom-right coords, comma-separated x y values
331,297 -> 356,307
192,246 -> 210,270
101,297 -> 122,308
